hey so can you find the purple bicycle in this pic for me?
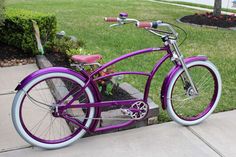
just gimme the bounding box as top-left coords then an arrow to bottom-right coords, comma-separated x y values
12,13 -> 222,149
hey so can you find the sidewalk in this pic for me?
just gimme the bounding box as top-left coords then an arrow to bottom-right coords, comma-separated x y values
0,64 -> 236,157
163,0 -> 236,10
148,0 -> 236,15
0,64 -> 38,152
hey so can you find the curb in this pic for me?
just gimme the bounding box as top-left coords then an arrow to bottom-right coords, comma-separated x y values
35,55 -> 159,136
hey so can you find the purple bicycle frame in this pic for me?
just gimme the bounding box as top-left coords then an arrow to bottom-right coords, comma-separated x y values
59,45 -> 173,133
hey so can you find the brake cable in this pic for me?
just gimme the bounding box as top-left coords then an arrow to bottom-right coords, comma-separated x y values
139,19 -> 188,47
165,22 -> 188,47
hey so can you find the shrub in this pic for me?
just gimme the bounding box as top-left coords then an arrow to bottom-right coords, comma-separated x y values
0,0 -> 4,26
65,48 -> 90,56
0,8 -> 56,54
45,36 -> 84,54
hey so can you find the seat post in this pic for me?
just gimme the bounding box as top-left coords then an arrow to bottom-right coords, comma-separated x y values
84,63 -> 102,67
70,63 -> 85,70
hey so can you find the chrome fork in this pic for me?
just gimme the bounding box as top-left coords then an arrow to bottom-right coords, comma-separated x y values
170,40 -> 198,95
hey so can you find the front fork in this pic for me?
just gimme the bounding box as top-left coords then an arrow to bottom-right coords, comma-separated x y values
170,40 -> 198,95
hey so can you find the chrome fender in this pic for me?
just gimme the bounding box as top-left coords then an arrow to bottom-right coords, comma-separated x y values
160,56 -> 208,110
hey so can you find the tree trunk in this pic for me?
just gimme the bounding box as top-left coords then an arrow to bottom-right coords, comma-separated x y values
213,0 -> 222,16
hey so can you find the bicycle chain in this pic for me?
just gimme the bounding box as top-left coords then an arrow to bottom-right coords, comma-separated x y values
69,115 -> 138,121
23,89 -> 146,121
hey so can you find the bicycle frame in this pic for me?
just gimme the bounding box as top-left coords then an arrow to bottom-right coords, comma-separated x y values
15,42 -> 208,134
15,41 -> 208,134
57,44 -> 173,133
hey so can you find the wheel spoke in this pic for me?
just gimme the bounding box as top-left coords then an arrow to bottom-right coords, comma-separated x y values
30,111 -> 50,134
197,76 -> 212,91
195,72 -> 209,87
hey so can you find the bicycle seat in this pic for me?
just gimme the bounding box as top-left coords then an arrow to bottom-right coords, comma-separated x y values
71,54 -> 102,64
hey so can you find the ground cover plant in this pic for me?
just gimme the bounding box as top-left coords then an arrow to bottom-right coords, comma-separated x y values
6,0 -> 236,122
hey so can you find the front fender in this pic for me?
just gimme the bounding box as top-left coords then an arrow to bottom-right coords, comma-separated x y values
160,56 -> 208,110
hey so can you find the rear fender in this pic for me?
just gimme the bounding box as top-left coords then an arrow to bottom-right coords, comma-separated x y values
160,56 -> 208,110
16,67 -> 102,97
15,66 -> 102,101
16,67 -> 86,90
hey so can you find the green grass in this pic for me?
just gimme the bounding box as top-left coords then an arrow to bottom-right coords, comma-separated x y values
158,0 -> 236,14
6,0 -> 236,123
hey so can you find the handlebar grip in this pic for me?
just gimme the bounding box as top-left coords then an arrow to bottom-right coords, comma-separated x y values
136,21 -> 161,29
104,17 -> 118,22
136,22 -> 152,28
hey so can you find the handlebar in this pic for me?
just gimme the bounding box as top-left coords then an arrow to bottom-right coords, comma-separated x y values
104,17 -> 119,22
136,21 -> 152,28
104,13 -> 178,39
136,21 -> 162,29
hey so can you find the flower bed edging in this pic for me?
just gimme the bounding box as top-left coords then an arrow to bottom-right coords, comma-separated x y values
177,18 -> 236,31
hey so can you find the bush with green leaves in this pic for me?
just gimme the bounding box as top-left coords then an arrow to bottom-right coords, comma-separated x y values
0,0 -> 4,26
45,36 -> 84,54
0,8 -> 56,54
66,48 -> 91,57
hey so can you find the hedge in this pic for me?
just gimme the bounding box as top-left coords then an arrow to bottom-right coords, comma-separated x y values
0,0 -> 4,26
0,8 -> 56,54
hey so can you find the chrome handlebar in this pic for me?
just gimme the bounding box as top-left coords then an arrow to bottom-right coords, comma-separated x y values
106,14 -> 178,39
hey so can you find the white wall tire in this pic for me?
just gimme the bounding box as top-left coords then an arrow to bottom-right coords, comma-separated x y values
166,61 -> 222,126
12,72 -> 95,149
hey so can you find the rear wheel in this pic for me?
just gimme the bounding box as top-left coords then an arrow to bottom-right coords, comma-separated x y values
166,61 -> 222,125
12,72 -> 96,149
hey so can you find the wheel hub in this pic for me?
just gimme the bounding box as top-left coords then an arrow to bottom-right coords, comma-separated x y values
187,87 -> 195,96
51,105 -> 61,117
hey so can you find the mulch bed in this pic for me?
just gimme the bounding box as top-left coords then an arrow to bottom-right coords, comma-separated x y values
0,42 -> 35,67
180,12 -> 236,28
45,51 -> 71,68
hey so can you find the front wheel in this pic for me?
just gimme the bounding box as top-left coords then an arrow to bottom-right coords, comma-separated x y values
166,60 -> 222,126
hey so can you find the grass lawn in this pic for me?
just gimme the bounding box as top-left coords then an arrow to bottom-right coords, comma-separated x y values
6,0 -> 236,123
